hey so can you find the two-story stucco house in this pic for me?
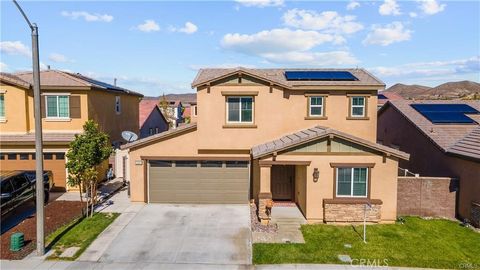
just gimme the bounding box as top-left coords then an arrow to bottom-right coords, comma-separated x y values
0,70 -> 143,191
122,68 -> 409,224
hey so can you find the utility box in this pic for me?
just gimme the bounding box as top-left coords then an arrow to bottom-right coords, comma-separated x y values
10,232 -> 24,252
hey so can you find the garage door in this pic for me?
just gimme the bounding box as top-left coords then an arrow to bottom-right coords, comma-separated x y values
148,160 -> 249,204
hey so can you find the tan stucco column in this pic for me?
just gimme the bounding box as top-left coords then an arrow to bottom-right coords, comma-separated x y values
258,164 -> 272,224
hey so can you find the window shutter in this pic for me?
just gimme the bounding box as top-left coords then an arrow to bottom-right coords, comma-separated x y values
40,96 -> 46,118
69,96 -> 81,118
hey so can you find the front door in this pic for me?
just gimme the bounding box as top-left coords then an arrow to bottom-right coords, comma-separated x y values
271,165 -> 295,200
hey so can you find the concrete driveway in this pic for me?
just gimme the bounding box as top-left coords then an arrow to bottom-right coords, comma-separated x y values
97,204 -> 251,266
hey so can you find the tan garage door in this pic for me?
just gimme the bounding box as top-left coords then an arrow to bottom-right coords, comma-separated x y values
148,160 -> 249,204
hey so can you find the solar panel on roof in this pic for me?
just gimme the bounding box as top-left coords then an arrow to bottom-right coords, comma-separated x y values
411,104 -> 479,124
285,71 -> 358,81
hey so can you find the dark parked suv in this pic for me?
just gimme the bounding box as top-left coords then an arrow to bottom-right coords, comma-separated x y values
1,170 -> 53,216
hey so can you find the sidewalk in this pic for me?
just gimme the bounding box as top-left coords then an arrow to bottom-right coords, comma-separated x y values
56,177 -> 125,202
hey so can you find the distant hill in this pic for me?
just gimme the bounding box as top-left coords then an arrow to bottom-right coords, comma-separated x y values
143,93 -> 197,104
164,93 -> 197,104
385,81 -> 480,100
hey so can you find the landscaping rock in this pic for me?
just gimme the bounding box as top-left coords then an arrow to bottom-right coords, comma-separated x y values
338,254 -> 352,263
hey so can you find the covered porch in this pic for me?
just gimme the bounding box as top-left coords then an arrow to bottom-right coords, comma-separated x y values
257,160 -> 310,225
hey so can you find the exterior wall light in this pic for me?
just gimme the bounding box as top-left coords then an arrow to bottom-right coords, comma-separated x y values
313,168 -> 319,182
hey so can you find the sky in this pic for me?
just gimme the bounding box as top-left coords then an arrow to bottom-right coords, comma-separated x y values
1,0 -> 479,96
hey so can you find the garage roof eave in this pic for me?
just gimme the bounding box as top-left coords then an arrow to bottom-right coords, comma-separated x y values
120,123 -> 197,150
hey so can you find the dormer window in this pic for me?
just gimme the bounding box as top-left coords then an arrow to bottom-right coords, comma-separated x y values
227,97 -> 253,123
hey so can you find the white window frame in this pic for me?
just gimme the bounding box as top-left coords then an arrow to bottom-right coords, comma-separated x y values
336,167 -> 368,198
226,96 -> 254,124
309,96 -> 324,117
115,96 -> 121,114
351,96 -> 366,117
44,93 -> 70,119
0,91 -> 6,122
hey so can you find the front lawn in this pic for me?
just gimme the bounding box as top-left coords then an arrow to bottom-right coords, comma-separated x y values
46,212 -> 119,260
253,217 -> 480,269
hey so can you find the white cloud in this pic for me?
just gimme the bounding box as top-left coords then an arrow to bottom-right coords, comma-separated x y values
221,28 -> 357,66
363,22 -> 412,46
61,11 -> 113,22
418,0 -> 446,15
409,12 -> 418,18
369,56 -> 479,78
235,0 -> 284,8
40,62 -> 49,70
0,41 -> 31,57
169,22 -> 198,34
379,0 -> 402,16
260,51 -> 359,66
283,9 -> 363,35
48,53 -> 69,63
222,28 -> 344,55
0,62 -> 8,72
346,1 -> 360,10
136,20 -> 160,32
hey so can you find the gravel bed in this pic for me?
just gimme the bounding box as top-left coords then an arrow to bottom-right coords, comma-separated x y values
250,202 -> 277,233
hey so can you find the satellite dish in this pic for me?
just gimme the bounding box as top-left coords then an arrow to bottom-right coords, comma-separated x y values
122,131 -> 138,142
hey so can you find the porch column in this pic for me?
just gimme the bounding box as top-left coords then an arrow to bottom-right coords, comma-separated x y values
258,164 -> 272,225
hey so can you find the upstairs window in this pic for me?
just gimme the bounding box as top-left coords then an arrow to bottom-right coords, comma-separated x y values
193,105 -> 198,117
227,97 -> 253,123
336,167 -> 368,197
115,96 -> 121,114
0,93 -> 5,120
350,96 -> 366,117
46,95 -> 69,118
309,96 -> 324,117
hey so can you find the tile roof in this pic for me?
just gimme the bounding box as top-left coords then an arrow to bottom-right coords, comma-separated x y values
12,70 -> 143,96
121,123 -> 197,150
384,100 -> 480,160
139,99 -> 168,128
191,67 -> 385,89
0,132 -> 78,144
251,126 -> 409,160
0,72 -> 31,88
378,91 -> 403,106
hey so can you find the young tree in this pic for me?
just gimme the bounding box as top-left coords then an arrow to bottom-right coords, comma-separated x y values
66,120 -> 113,217
158,94 -> 174,128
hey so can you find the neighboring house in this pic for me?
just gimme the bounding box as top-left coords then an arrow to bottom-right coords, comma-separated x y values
378,100 -> 480,225
0,70 -> 143,191
183,101 -> 198,123
139,99 -> 169,138
160,100 -> 183,128
121,67 -> 408,225
377,91 -> 403,110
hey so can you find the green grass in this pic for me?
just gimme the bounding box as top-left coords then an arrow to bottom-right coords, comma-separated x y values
46,212 -> 119,260
253,217 -> 480,269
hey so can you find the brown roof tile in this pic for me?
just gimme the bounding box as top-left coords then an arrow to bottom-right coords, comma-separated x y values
386,100 -> 480,160
139,99 -> 160,127
0,132 -> 78,144
191,67 -> 385,89
251,126 -> 409,160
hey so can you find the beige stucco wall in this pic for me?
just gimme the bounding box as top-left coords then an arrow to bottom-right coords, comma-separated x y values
0,85 -> 29,133
255,154 -> 399,223
29,90 -> 88,133
88,90 -> 140,143
197,79 -> 378,151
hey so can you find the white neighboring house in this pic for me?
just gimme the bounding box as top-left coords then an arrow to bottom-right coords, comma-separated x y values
160,100 -> 184,128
